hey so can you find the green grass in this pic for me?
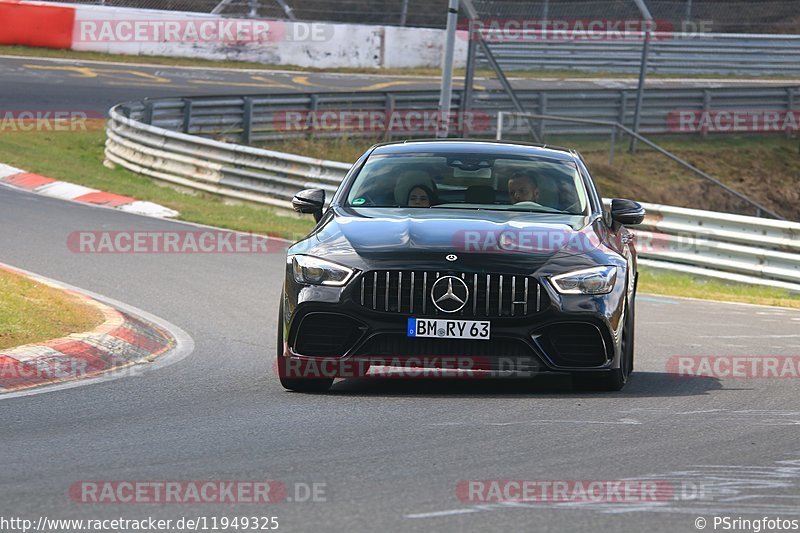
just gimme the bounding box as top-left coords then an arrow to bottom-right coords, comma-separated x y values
639,267 -> 800,309
4,45 -> 799,80
0,128 -> 315,240
0,269 -> 104,349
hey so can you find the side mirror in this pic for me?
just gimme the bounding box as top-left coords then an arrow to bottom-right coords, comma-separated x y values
610,199 -> 646,225
292,189 -> 325,222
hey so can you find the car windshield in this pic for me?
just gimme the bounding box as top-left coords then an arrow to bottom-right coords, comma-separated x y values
344,152 -> 589,214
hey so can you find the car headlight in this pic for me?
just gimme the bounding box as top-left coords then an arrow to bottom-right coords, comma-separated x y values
291,255 -> 354,286
550,266 -> 617,295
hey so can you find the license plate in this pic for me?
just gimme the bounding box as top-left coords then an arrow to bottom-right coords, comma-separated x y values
407,318 -> 490,340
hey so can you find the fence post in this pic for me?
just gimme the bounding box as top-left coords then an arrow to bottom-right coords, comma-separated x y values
461,28 -> 478,137
629,30 -> 651,154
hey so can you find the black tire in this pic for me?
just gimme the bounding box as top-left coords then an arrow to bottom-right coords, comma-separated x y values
572,296 -> 634,392
276,300 -> 333,393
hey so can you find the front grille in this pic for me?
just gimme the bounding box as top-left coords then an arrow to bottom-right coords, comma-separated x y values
356,270 -> 544,317
292,313 -> 364,357
537,323 -> 609,367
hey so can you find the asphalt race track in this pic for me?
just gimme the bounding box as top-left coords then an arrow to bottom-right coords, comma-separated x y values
2,58 -> 800,532
4,55 -> 799,112
3,184 -> 800,532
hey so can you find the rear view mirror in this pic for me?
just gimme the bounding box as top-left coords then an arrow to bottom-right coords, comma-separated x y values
292,189 -> 325,222
610,199 -> 646,225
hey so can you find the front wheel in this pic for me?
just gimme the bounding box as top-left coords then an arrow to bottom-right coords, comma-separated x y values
276,301 -> 333,393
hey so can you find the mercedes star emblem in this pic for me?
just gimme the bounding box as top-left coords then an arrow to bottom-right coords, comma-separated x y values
430,276 -> 469,313
446,254 -> 458,262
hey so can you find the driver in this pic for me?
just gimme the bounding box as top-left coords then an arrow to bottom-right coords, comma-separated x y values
507,170 -> 540,204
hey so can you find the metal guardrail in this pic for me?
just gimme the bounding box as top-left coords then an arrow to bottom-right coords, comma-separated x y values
106,105 -> 349,210
478,32 -> 800,76
120,85 -> 800,144
628,201 -> 800,292
106,99 -> 800,293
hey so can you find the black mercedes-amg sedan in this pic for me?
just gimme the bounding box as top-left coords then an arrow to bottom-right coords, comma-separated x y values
278,139 -> 645,392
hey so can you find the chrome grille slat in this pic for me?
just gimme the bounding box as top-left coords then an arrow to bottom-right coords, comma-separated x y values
511,276 -> 516,316
372,272 -> 377,309
422,272 -> 428,314
384,271 -> 389,311
485,274 -> 490,316
410,272 -> 415,314
472,274 -> 478,315
397,271 -> 402,312
524,277 -> 529,314
358,270 -> 542,317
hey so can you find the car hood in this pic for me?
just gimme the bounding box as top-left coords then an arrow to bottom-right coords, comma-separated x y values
288,206 -> 616,274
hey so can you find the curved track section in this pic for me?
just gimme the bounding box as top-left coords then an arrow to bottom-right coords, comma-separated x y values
2,179 -> 800,532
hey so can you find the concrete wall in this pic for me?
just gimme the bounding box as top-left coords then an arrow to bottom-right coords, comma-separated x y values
1,0 -> 468,69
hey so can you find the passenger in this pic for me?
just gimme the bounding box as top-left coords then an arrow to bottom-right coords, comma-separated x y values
407,185 -> 435,207
394,170 -> 437,207
507,170 -> 540,204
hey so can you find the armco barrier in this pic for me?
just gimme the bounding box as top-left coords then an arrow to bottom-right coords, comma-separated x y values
478,32 -> 800,76
105,103 -> 800,292
122,85 -> 800,144
106,105 -> 349,210
629,202 -> 800,292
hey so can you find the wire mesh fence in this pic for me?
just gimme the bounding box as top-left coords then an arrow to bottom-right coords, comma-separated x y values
34,0 -> 800,33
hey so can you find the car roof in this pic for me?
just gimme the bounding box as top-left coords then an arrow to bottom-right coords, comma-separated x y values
369,139 -> 577,162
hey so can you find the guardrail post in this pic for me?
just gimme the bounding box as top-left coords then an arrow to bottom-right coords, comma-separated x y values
618,91 -> 628,129
538,93 -> 547,140
143,100 -> 154,125
701,90 -> 711,139
182,99 -> 193,134
242,97 -> 254,145
787,88 -> 795,140
609,126 -> 617,165
384,93 -> 395,141
309,94 -> 319,140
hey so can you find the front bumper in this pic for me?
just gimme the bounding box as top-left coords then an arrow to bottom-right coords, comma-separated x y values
281,267 -> 627,377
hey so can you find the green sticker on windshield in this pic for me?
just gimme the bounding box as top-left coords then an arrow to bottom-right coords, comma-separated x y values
352,197 -> 366,205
